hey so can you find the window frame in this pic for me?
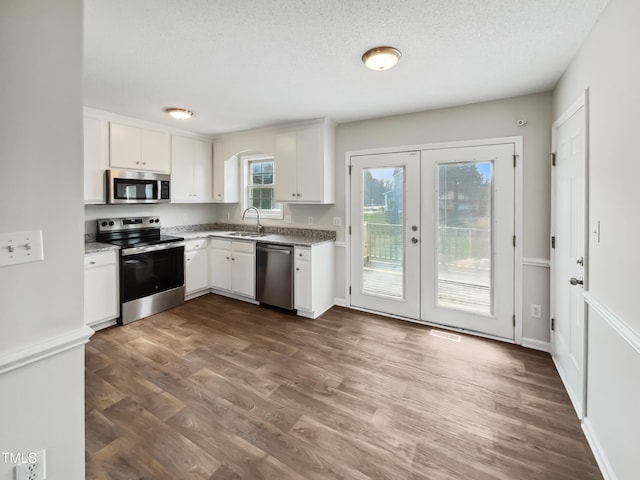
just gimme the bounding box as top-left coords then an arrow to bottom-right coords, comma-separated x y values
241,154 -> 283,220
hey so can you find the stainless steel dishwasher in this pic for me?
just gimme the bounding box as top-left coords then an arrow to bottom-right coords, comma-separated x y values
256,243 -> 294,310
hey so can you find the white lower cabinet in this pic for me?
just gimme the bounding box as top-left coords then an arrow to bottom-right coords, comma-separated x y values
84,250 -> 119,328
209,239 -> 255,299
294,242 -> 334,318
185,239 -> 209,297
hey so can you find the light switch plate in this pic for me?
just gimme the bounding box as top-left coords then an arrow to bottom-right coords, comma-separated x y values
0,230 -> 44,267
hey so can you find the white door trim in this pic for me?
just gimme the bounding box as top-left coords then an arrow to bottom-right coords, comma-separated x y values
345,136 -> 523,345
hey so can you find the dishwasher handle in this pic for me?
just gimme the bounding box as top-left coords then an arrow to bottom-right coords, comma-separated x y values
256,245 -> 292,254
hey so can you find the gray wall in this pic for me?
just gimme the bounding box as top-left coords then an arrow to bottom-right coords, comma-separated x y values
553,0 -> 640,478
0,0 -> 86,479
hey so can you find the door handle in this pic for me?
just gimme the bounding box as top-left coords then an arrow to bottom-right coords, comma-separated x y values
568,277 -> 583,286
411,237 -> 419,244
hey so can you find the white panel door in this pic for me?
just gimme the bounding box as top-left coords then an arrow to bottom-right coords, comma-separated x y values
421,144 -> 515,340
551,103 -> 586,417
350,151 -> 421,319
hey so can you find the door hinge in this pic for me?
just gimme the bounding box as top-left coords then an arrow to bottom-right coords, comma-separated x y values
551,153 -> 556,166
551,236 -> 556,249
513,314 -> 516,326
349,286 -> 352,295
512,235 -> 516,247
349,225 -> 352,235
513,154 -> 517,167
348,165 -> 352,175
551,318 -> 555,331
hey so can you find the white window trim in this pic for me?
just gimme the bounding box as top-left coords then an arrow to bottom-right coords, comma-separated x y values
241,154 -> 283,220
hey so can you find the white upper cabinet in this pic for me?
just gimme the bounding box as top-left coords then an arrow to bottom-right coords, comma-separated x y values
83,116 -> 109,204
212,142 -> 239,203
274,118 -> 335,204
171,135 -> 213,202
109,122 -> 170,172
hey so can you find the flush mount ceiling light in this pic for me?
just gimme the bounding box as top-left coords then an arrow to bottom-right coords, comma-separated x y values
165,108 -> 193,120
362,46 -> 401,71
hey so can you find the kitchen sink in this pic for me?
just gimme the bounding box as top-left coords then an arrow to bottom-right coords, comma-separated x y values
226,231 -> 267,238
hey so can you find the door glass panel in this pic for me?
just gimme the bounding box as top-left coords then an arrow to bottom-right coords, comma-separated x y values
362,167 -> 404,298
437,162 -> 493,315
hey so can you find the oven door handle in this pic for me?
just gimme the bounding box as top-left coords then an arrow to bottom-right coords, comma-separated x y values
121,241 -> 185,256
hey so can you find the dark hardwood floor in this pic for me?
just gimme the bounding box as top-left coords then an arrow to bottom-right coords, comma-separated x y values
85,294 -> 602,479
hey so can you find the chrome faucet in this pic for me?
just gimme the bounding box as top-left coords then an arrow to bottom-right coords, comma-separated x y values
241,207 -> 263,233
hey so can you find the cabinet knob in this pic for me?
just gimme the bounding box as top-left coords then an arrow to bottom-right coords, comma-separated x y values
187,258 -> 191,262
231,257 -> 235,261
90,261 -> 96,265
142,162 -> 146,166
292,193 -> 296,197
135,161 -> 140,165
296,267 -> 300,271
218,194 -> 222,197
226,256 -> 229,260
296,193 -> 301,197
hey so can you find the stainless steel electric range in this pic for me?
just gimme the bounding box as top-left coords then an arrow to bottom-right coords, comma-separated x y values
96,216 -> 185,325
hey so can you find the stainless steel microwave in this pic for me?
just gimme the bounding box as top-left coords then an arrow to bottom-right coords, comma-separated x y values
106,169 -> 171,204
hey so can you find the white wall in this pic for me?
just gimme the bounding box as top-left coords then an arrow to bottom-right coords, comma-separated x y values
553,0 -> 640,478
85,203 -> 217,234
0,1 -> 87,479
335,93 -> 553,344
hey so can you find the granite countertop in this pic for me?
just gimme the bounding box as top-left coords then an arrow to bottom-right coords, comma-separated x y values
165,223 -> 336,247
85,242 -> 120,254
84,223 -> 336,251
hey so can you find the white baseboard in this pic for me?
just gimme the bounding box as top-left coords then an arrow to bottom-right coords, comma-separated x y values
0,326 -> 94,375
521,337 -> 550,352
333,297 -> 346,307
582,418 -> 617,480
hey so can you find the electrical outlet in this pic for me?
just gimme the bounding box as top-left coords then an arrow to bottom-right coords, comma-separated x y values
531,304 -> 542,318
284,215 -> 292,224
226,212 -> 230,220
14,450 -> 46,480
332,217 -> 342,227
307,216 -> 314,225
182,213 -> 189,223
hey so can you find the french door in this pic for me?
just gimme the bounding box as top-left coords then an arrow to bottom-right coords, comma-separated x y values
350,151 -> 421,318
421,144 -> 515,340
349,143 -> 515,340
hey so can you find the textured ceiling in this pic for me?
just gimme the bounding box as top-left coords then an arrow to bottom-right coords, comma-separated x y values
84,0 -> 610,135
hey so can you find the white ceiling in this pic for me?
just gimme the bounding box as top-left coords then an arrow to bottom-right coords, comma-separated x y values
84,0 -> 609,135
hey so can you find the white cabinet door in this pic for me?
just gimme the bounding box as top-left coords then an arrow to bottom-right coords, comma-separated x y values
171,135 -> 194,201
84,252 -> 119,326
294,248 -> 312,311
295,126 -> 323,202
140,129 -> 170,172
110,123 -> 170,172
83,116 -> 109,204
192,139 -> 213,201
212,142 -> 239,203
209,245 -> 231,290
274,120 -> 334,204
185,248 -> 209,294
274,131 -> 298,201
109,123 -> 140,169
231,250 -> 255,298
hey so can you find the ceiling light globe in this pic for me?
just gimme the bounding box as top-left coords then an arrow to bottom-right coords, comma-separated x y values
166,108 -> 193,120
362,47 -> 401,71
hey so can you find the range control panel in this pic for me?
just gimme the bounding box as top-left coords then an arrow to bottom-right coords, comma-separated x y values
97,216 -> 161,233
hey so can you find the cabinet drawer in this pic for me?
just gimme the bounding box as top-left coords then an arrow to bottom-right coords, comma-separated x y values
185,238 -> 208,251
85,251 -> 117,269
232,241 -> 255,253
294,247 -> 310,261
210,239 -> 231,250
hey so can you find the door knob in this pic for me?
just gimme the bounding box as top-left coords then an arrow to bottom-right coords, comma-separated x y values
411,237 -> 419,244
568,277 -> 583,286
